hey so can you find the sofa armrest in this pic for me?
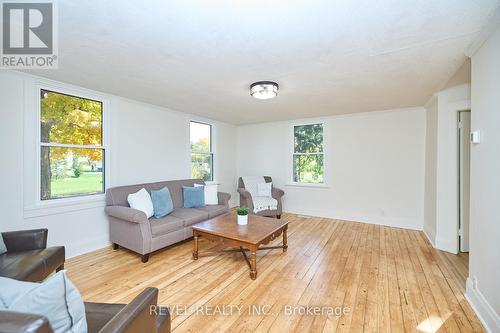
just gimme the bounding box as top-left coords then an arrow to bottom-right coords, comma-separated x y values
237,188 -> 252,199
217,192 -> 231,206
0,311 -> 53,333
98,287 -> 160,333
1,229 -> 48,252
272,187 -> 285,199
105,206 -> 148,224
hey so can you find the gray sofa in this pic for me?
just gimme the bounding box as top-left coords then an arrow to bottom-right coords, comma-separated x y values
105,179 -> 231,262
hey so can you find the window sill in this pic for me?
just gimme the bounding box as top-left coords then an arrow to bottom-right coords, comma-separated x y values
24,194 -> 106,218
285,183 -> 330,189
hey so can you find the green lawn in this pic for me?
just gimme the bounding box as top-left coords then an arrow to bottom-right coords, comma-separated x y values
51,173 -> 103,197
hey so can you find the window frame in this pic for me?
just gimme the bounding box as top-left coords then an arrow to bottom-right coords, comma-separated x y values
36,85 -> 109,203
189,120 -> 214,182
291,122 -> 326,186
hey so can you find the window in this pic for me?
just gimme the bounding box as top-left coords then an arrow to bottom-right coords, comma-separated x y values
190,121 -> 213,181
293,123 -> 324,183
40,89 -> 105,200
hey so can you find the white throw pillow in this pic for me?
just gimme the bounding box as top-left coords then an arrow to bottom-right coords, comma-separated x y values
257,182 -> 272,197
127,188 -> 154,218
195,183 -> 219,205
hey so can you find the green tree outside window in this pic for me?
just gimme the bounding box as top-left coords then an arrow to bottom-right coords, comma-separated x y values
190,121 -> 213,181
293,124 -> 324,183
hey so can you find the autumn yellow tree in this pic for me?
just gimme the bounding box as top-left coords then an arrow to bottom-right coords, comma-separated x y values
40,90 -> 102,199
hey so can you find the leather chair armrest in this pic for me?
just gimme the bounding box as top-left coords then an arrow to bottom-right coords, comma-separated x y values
217,192 -> 231,206
156,306 -> 171,333
1,229 -> 48,252
105,206 -> 148,224
98,287 -> 160,333
0,311 -> 53,333
272,187 -> 285,199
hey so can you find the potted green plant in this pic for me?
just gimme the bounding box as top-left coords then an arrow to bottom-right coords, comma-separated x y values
237,207 -> 249,225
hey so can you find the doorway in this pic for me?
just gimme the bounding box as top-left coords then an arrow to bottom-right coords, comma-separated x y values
458,110 -> 471,253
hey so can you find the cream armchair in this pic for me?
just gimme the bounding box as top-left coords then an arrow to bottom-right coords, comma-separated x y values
237,176 -> 284,219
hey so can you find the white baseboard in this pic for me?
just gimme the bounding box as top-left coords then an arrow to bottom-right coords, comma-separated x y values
283,207 -> 422,231
435,234 -> 458,254
423,229 -> 436,247
465,278 -> 500,333
64,236 -> 111,259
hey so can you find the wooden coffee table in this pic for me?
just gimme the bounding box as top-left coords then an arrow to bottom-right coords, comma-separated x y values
191,213 -> 288,280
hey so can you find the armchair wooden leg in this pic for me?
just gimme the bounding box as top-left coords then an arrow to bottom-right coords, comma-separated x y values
112,243 -> 119,250
141,253 -> 150,263
56,264 -> 64,272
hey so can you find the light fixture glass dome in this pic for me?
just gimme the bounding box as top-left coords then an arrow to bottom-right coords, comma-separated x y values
250,81 -> 279,100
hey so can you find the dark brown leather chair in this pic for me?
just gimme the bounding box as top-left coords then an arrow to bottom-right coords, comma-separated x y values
0,229 -> 65,282
0,287 -> 171,333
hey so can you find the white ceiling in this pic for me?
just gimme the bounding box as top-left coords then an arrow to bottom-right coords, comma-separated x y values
28,0 -> 500,124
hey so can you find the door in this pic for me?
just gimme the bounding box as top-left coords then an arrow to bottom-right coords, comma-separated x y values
458,111 -> 471,252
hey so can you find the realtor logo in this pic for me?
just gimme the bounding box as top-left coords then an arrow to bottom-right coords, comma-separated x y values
1,0 -> 58,68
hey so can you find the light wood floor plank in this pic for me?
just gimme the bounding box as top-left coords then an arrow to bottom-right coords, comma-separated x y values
385,227 -> 405,333
66,213 -> 485,333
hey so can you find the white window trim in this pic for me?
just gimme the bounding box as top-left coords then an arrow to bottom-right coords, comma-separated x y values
189,120 -> 215,182
287,121 -> 327,187
23,79 -> 110,217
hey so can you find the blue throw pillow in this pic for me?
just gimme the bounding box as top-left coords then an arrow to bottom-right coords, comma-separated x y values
183,186 -> 205,208
151,187 -> 174,218
0,271 -> 87,333
0,234 -> 6,255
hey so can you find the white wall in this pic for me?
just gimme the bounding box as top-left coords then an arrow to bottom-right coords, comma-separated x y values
423,59 -> 471,253
467,25 -> 500,333
424,97 -> 438,245
237,108 -> 426,230
435,84 -> 471,253
0,70 -> 238,258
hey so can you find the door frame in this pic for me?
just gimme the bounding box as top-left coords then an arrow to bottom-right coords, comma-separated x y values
457,110 -> 471,253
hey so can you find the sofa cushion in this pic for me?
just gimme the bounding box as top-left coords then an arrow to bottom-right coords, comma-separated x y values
194,183 -> 219,205
170,208 -> 209,226
149,215 -> 184,237
151,187 -> 174,218
182,186 -> 205,208
257,182 -> 272,197
0,247 -> 65,282
195,205 -> 228,219
127,188 -> 154,219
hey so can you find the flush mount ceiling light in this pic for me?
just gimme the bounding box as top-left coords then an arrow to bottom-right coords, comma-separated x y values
250,81 -> 279,100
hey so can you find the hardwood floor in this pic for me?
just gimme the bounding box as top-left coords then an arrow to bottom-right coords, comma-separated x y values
436,251 -> 469,294
66,213 -> 484,332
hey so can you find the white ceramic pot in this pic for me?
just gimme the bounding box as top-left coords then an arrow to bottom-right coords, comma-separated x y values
237,214 -> 248,225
